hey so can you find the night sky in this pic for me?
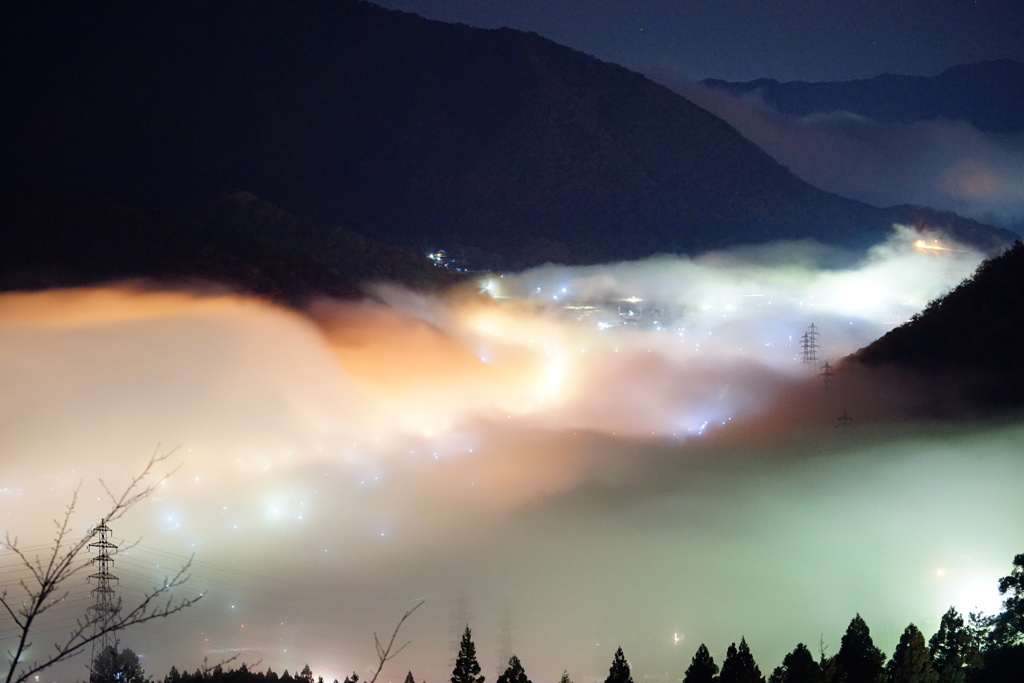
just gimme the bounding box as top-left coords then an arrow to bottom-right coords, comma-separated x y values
372,0 -> 1024,81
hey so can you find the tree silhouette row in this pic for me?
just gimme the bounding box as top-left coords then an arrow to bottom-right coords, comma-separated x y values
141,552 -> 1022,683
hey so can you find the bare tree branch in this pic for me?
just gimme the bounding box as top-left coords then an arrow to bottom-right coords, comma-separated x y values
1,447 -> 202,683
368,600 -> 425,683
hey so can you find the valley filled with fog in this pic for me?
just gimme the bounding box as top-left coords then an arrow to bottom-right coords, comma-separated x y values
2,227 -> 1022,683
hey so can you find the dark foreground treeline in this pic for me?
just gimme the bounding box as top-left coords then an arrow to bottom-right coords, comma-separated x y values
142,552 -> 1024,683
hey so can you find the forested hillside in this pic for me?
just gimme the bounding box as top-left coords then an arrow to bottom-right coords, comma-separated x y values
851,240 -> 1024,409
1,1 -> 1010,275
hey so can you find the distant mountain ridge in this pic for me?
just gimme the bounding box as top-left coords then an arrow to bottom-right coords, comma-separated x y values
702,59 -> 1024,132
0,0 -> 1014,282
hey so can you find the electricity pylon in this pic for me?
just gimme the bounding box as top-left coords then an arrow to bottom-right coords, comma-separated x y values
834,409 -> 855,430
88,522 -> 120,671
819,360 -> 835,385
800,323 -> 820,370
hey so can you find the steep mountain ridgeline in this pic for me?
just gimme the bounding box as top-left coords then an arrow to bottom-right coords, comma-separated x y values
849,240 -> 1024,409
1,1 -> 1013,276
703,59 -> 1024,132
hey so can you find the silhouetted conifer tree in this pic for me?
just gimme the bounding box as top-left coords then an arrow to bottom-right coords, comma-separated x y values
886,624 -> 937,683
90,645 -> 147,683
497,655 -> 531,683
404,671 -> 416,683
604,647 -> 633,683
720,638 -> 764,683
990,552 -> 1024,647
207,663 -> 226,683
969,552 -> 1024,681
768,643 -> 821,683
928,608 -> 976,683
683,643 -> 719,683
452,626 -> 485,683
834,614 -> 885,683
558,670 -> 573,683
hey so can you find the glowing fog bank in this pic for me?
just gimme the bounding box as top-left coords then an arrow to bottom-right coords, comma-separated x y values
2,227 -> 1020,683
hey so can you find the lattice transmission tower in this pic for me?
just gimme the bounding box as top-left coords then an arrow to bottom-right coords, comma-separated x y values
88,522 -> 120,670
819,360 -> 835,385
495,604 -> 514,677
800,323 -> 820,370
448,591 -> 473,668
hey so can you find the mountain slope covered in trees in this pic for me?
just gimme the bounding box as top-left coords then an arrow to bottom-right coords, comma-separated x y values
850,240 -> 1024,409
0,0 -> 1011,278
0,190 -> 462,304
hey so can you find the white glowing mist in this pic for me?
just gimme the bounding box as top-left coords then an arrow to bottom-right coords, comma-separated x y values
670,82 -> 1024,230
497,224 -> 980,332
1,228 -> 1018,683
463,225 -> 984,434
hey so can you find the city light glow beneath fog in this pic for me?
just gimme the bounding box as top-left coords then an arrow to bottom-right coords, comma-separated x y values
1,227 -> 1022,683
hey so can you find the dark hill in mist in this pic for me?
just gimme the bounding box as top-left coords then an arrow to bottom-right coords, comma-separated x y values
850,240 -> 1024,409
0,190 -> 461,304
703,60 -> 1024,132
1,0 -> 1012,279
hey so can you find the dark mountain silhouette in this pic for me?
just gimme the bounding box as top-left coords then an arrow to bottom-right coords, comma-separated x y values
0,190 -> 461,304
849,240 -> 1024,410
703,60 -> 1024,132
0,1 -> 1013,285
